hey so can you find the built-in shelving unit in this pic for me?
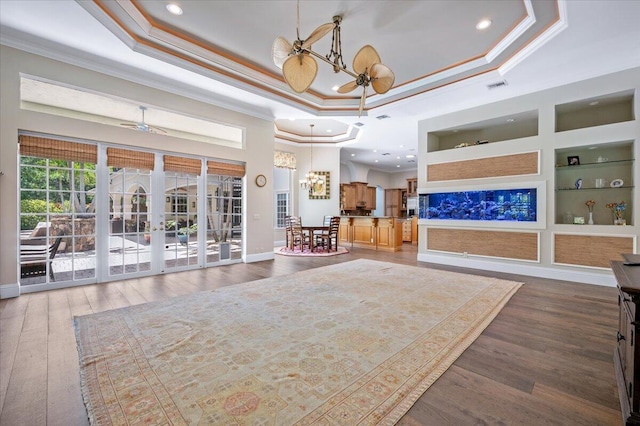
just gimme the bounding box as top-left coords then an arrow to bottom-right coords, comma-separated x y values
418,71 -> 639,283
426,110 -> 538,152
555,142 -> 634,225
555,90 -> 635,132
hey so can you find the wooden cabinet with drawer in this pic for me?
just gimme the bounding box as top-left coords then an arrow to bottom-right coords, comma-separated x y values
402,220 -> 412,242
612,260 -> 640,425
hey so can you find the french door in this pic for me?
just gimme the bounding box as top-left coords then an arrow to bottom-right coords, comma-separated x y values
19,134 -> 244,291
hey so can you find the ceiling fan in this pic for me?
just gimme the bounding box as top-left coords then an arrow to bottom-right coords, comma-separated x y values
120,106 -> 167,135
272,2 -> 395,116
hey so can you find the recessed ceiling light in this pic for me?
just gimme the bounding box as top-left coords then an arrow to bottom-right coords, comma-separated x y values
476,19 -> 492,30
374,160 -> 379,163
589,101 -> 600,106
396,156 -> 400,159
406,154 -> 415,159
373,149 -> 377,153
332,85 -> 340,92
396,165 -> 400,168
507,118 -> 515,123
588,146 -> 598,150
326,129 -> 331,132
166,3 -> 183,15
399,145 -> 404,148
350,153 -> 355,157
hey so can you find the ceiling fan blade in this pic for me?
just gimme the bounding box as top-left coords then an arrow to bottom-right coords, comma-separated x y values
282,54 -> 318,93
147,126 -> 168,135
358,86 -> 367,117
301,22 -> 335,50
370,63 -> 395,94
353,45 -> 381,75
337,80 -> 359,94
272,36 -> 293,69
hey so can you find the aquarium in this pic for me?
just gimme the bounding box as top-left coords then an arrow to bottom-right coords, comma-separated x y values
419,189 -> 537,222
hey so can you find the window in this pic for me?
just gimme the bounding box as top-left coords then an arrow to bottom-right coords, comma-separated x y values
172,195 -> 188,213
275,192 -> 289,228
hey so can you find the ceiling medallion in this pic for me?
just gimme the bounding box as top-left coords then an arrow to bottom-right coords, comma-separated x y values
272,1 -> 395,116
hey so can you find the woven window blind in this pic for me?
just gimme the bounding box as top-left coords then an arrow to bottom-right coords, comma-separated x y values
207,161 -> 245,177
19,135 -> 97,163
164,155 -> 202,175
107,147 -> 155,170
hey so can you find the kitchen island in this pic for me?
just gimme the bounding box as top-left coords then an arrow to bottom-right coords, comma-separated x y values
339,216 -> 403,252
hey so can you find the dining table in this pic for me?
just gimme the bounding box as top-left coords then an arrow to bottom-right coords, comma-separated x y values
302,225 -> 329,252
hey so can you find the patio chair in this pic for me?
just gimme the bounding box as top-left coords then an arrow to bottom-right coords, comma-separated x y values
20,234 -> 64,280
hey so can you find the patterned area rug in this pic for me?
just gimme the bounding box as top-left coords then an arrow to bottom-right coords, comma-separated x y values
74,259 -> 521,425
274,246 -> 349,257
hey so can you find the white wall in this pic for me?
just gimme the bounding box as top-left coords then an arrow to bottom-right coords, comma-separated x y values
298,145 -> 341,226
0,46 -> 275,297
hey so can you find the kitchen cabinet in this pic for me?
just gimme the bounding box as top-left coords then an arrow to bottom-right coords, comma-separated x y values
342,182 -> 376,211
407,178 -> 417,197
385,189 -> 402,217
341,184 -> 356,211
402,219 -> 412,242
366,186 -> 376,210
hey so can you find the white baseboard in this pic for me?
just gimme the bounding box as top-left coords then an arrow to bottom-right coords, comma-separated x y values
246,251 -> 275,263
0,283 -> 20,299
417,253 -> 616,287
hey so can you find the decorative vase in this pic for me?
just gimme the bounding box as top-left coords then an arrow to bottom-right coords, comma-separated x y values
615,218 -> 626,226
588,211 -> 594,225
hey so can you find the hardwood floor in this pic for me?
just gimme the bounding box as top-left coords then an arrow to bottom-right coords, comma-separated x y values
0,245 -> 621,425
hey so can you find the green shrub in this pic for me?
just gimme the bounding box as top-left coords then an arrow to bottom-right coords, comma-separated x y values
20,200 -> 63,230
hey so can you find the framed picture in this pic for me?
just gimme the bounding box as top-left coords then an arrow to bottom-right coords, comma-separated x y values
309,171 -> 330,200
573,216 -> 585,225
567,155 -> 580,166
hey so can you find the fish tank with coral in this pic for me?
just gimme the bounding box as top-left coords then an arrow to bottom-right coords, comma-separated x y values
419,188 -> 537,222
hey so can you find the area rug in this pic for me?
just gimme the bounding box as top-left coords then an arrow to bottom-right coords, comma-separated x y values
274,246 -> 349,257
74,259 -> 521,425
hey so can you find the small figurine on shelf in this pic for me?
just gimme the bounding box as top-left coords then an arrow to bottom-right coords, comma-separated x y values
575,178 -> 583,190
585,199 -> 596,225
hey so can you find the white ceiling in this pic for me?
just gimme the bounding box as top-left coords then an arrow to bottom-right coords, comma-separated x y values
1,0 -> 640,172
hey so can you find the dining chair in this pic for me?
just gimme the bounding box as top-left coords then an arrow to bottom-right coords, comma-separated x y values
290,216 -> 311,252
316,216 -> 340,252
313,215 -> 332,247
284,215 -> 294,249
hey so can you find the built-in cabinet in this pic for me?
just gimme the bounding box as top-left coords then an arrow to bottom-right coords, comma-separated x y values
385,189 -> 402,217
339,216 -> 403,252
366,186 -> 376,210
419,77 -> 638,280
555,141 -> 634,225
407,178 -> 417,197
341,184 -> 356,211
341,182 -> 376,213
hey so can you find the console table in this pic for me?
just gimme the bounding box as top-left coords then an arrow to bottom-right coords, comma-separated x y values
612,260 -> 640,425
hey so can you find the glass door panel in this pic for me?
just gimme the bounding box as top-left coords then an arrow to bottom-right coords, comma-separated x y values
19,155 -> 97,287
108,167 -> 152,278
164,172 -> 199,270
205,174 -> 243,264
